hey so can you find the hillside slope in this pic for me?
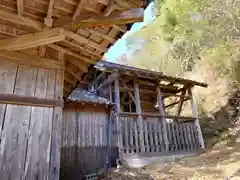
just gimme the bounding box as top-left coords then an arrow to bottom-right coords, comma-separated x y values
119,0 -> 240,147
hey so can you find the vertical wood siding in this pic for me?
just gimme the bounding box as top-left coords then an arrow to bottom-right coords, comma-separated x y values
120,116 -> 201,156
61,105 -> 117,179
0,61 -> 64,180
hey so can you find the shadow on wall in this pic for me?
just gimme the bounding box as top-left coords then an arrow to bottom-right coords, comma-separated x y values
60,146 -> 118,180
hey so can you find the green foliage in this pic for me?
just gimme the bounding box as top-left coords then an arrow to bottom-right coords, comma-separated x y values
125,0 -> 240,81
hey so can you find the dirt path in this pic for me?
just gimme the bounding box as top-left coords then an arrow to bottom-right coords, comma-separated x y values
142,141 -> 240,180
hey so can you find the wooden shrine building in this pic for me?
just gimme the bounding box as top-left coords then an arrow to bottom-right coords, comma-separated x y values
0,0 -> 208,179
60,60 -> 208,178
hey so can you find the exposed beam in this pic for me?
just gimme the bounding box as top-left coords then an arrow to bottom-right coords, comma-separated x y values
164,98 -> 190,108
64,30 -> 108,52
58,51 -> 64,61
0,9 -> 43,32
90,71 -> 107,88
86,28 -> 116,43
103,0 -> 116,16
64,73 -> 77,86
62,0 -> 109,6
64,82 -> 72,93
53,8 -> 144,28
112,25 -> 127,32
120,79 -> 136,104
0,93 -> 63,107
48,44 -> 97,64
97,73 -> 118,91
67,58 -> 88,73
0,28 -> 65,51
65,66 -> 83,81
44,0 -> 55,27
0,51 -> 63,70
38,46 -> 47,56
62,40 -> 102,58
175,87 -> 187,117
72,0 -> 86,20
17,0 -> 24,16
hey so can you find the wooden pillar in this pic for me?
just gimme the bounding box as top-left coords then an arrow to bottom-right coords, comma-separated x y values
157,87 -> 169,152
109,83 -> 113,103
134,81 -> 145,153
114,75 -> 124,158
188,87 -> 205,149
175,88 -> 187,116
50,70 -> 64,180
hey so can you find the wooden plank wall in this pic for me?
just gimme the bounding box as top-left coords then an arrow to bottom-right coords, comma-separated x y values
61,104 -> 118,179
120,116 -> 201,156
0,61 -> 63,180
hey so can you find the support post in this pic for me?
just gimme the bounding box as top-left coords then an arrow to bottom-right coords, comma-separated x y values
114,74 -> 124,159
188,87 -> 205,149
134,81 -> 145,153
109,83 -> 113,103
157,87 -> 169,152
175,88 -> 187,116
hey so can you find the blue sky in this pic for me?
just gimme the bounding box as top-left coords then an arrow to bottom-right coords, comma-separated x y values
104,2 -> 156,62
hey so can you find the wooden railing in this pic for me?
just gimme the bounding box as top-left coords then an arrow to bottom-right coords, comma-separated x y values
118,112 -> 200,155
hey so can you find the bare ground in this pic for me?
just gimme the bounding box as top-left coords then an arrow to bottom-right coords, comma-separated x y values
103,134 -> 240,180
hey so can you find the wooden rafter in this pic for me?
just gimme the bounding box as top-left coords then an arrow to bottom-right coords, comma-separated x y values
0,7 -> 143,32
44,0 -> 55,27
48,44 -> 97,64
120,79 -> 136,104
64,82 -> 73,93
112,25 -> 127,32
164,98 -> 190,108
64,29 -> 108,52
87,28 -> 116,43
62,40 -> 102,58
61,0 -> 109,6
65,73 -> 77,86
17,0 -> 24,16
53,8 -> 144,28
175,87 -> 188,116
0,51 -> 63,70
38,46 -> 47,57
97,73 -> 118,91
67,58 -> 88,73
103,0 -> 116,16
0,28 -> 65,51
72,0 -> 86,20
0,1 -> 145,99
0,9 -> 43,32
90,71 -> 106,88
65,66 -> 83,81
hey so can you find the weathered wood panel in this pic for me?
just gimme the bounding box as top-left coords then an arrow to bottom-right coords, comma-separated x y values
61,104 -> 118,179
120,116 -> 201,156
0,61 -> 64,180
